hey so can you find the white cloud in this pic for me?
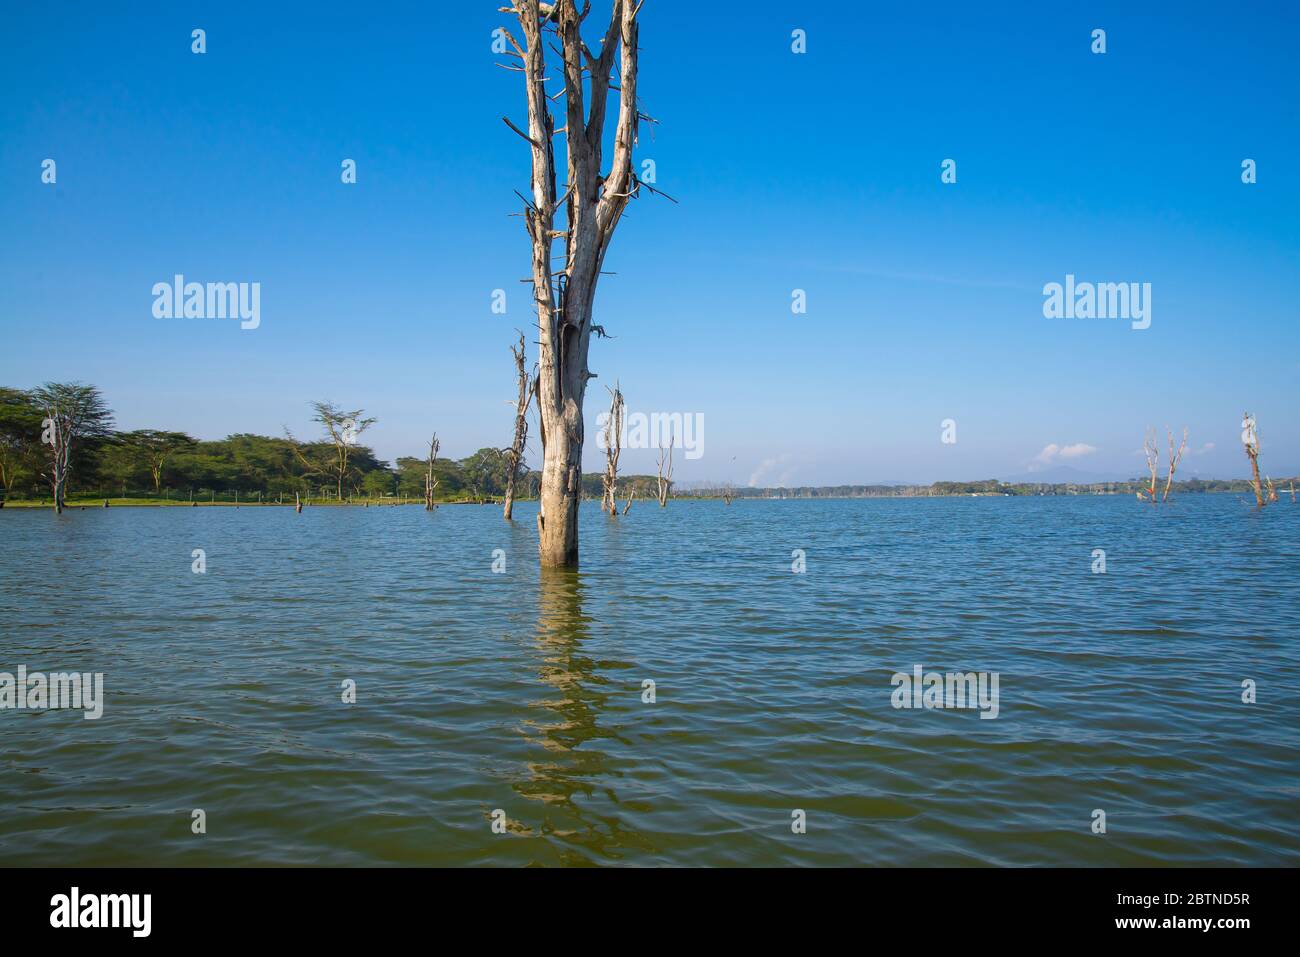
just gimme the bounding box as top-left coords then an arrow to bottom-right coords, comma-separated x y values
1059,442 -> 1098,459
1030,442 -> 1098,471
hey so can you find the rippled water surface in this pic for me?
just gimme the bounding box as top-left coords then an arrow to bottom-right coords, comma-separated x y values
1,496 -> 1297,866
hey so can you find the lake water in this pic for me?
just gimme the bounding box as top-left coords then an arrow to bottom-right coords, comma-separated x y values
1,496 -> 1297,866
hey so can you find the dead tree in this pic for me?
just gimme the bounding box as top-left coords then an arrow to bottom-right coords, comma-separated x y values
1161,427 -> 1188,502
1138,428 -> 1159,503
425,434 -> 440,510
655,436 -> 673,507
621,485 -> 636,515
498,0 -> 656,566
1266,476 -> 1279,504
1242,413 -> 1266,508
503,332 -> 535,521
722,482 -> 734,506
601,383 -> 624,515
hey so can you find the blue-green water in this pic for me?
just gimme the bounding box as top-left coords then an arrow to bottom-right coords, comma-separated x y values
1,496 -> 1297,866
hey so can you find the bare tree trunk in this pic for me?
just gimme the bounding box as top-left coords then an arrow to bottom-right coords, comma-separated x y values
656,438 -> 673,507
1162,427 -> 1187,502
1140,428 -> 1159,503
1242,413 -> 1266,508
425,434 -> 440,510
501,0 -> 647,567
503,332 -> 534,521
601,383 -> 624,515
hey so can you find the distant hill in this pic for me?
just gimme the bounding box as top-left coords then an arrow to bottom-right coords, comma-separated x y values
998,465 -> 1133,485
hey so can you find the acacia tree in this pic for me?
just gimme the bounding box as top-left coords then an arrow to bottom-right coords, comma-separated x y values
0,387 -> 43,498
503,331 -> 535,520
30,382 -> 114,513
304,402 -> 375,501
498,0 -> 652,565
122,429 -> 197,494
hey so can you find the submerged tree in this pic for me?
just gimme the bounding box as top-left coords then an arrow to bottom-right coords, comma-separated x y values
1241,412 -> 1266,508
30,382 -> 114,513
425,434 -> 440,510
1161,427 -> 1188,503
601,383 -> 624,515
655,435 -> 673,507
503,331 -> 535,521
497,0 -> 655,565
1138,428 -> 1159,503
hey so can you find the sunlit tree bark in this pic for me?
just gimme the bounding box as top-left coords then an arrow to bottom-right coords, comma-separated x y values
498,0 -> 650,566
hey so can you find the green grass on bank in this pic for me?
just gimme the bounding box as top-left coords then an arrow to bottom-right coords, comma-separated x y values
0,496 -> 515,508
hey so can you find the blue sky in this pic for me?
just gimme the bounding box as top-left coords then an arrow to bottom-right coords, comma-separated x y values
1,1 -> 1296,485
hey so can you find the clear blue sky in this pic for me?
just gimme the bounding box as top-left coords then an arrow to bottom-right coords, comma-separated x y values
2,1 -> 1296,485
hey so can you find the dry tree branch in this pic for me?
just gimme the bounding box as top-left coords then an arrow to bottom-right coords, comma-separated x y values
1162,427 -> 1188,503
1139,427 -> 1159,503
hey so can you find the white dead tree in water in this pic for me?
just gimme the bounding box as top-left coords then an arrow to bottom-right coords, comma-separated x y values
1137,428 -> 1159,503
655,436 -> 673,506
1161,427 -> 1188,502
601,383 -> 624,515
1241,412 -> 1267,508
497,0 -> 664,566
425,434 -> 440,510
503,331 -> 535,521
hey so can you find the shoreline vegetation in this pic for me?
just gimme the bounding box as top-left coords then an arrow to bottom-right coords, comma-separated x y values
2,477 -> 1294,509
3,384 -> 1295,511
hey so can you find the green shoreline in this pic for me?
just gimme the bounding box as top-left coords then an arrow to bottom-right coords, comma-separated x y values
0,497 -> 513,509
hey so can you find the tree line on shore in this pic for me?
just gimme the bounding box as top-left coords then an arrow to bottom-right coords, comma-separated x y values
693,477 -> 1296,499
4,383 -> 1290,510
0,383 -> 669,508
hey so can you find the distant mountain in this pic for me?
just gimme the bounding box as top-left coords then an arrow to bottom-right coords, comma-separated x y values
997,465 -> 1134,485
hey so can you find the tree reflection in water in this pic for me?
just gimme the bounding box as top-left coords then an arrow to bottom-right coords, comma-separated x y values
513,566 -> 654,864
